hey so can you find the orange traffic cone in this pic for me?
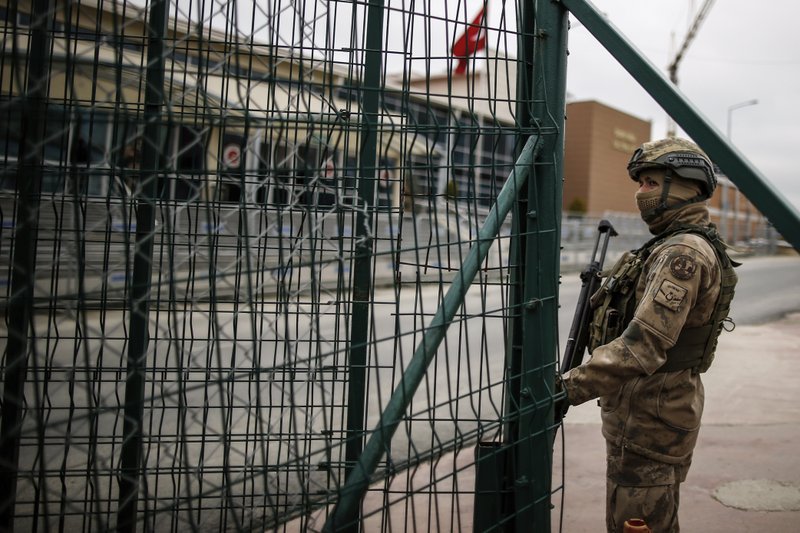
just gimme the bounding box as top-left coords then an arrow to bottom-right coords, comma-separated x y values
623,518 -> 651,533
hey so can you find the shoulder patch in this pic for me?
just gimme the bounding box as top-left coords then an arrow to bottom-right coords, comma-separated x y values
654,279 -> 687,312
669,254 -> 697,280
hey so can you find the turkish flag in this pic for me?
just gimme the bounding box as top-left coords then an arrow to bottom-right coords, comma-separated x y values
452,6 -> 487,75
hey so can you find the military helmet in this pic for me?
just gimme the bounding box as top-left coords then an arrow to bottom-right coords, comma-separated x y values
627,137 -> 717,199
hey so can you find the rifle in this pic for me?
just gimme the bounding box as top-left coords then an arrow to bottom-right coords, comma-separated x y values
556,219 -> 617,422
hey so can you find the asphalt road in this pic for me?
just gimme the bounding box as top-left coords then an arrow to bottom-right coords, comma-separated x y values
557,253 -> 800,344
725,254 -> 800,325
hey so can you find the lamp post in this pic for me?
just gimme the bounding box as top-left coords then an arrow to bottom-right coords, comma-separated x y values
724,99 -> 758,244
726,98 -> 758,139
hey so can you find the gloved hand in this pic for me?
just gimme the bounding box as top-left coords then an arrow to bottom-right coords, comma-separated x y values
554,375 -> 570,423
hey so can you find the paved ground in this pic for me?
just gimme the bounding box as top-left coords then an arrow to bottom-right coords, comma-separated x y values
294,312 -> 800,532
553,311 -> 800,532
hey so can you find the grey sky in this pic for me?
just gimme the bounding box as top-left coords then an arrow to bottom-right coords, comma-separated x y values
565,0 -> 800,210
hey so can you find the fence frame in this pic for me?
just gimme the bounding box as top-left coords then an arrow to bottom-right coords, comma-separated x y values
116,0 -> 171,531
2,0 -> 800,531
0,0 -> 53,528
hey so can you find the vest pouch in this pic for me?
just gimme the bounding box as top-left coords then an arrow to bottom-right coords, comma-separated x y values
589,307 -> 626,353
694,264 -> 738,373
604,308 -> 623,344
588,251 -> 640,353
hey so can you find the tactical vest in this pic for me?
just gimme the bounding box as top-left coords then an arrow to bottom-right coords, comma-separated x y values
587,224 -> 738,374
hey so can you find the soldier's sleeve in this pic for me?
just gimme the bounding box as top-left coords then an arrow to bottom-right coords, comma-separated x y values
562,241 -> 711,406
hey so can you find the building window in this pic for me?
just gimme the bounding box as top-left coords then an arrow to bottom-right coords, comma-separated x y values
215,132 -> 245,202
477,124 -> 514,207
173,126 -> 205,200
449,117 -> 478,201
70,111 -> 111,196
0,105 -> 22,191
176,126 -> 205,173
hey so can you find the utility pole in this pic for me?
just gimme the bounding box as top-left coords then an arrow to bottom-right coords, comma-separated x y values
666,0 -> 716,137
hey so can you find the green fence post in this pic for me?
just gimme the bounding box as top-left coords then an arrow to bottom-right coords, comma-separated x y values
0,0 -> 53,529
342,0 -> 386,524
504,0 -> 569,530
562,0 -> 800,251
342,0 -> 387,525
116,0 -> 170,530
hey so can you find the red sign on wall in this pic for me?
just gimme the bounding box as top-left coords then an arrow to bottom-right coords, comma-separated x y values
222,142 -> 241,169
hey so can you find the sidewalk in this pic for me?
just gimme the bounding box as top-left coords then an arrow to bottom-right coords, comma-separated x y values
553,312 -> 800,532
296,313 -> 800,532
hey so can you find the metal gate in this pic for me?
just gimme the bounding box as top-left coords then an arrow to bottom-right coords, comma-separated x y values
3,0 -> 799,532
1,0 -> 565,530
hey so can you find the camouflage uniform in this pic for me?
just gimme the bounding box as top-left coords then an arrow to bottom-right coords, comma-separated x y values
562,204 -> 723,532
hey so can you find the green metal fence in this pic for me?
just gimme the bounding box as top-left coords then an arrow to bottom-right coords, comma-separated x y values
1,0 -> 565,530
3,0 -> 799,532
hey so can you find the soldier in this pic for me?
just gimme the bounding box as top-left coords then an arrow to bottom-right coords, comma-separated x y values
560,138 -> 738,532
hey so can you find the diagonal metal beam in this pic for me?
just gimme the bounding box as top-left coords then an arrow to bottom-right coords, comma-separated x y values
324,135 -> 541,532
562,0 -> 800,252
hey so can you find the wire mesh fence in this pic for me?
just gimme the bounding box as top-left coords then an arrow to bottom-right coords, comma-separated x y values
1,0 -> 565,531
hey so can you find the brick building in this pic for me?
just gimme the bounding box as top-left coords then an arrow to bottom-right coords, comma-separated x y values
563,100 -> 651,215
563,100 -> 769,244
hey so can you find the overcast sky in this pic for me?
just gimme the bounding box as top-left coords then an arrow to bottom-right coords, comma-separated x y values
564,0 -> 800,211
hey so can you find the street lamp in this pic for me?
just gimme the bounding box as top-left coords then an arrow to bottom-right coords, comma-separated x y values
725,98 -> 758,245
726,98 -> 758,139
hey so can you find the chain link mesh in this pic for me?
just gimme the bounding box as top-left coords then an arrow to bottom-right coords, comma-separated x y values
1,1 -> 563,530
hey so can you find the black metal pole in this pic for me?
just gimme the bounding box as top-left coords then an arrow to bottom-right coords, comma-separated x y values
338,1 -> 386,531
0,0 -> 53,530
116,1 -> 169,531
